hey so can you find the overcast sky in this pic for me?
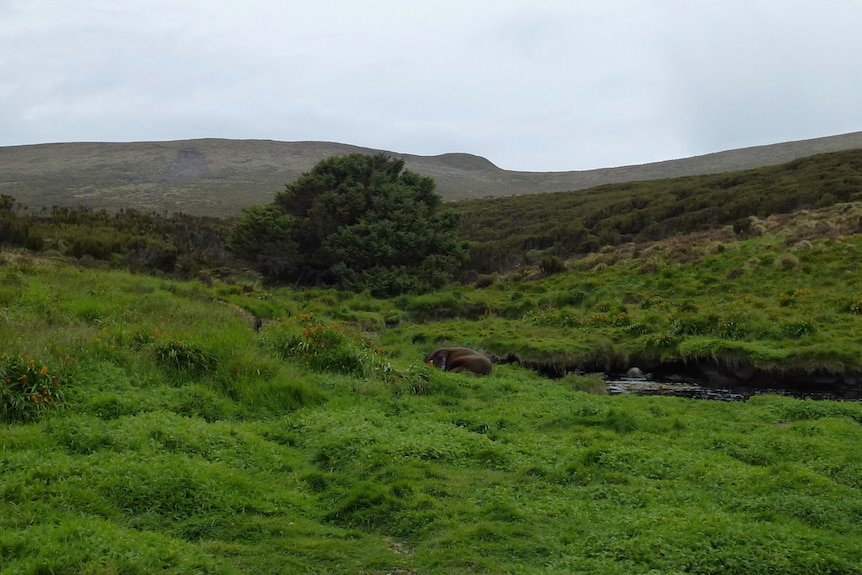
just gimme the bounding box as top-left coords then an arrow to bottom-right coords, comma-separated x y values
2,1 -> 861,171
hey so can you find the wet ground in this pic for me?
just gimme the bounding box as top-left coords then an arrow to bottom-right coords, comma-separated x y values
604,375 -> 862,402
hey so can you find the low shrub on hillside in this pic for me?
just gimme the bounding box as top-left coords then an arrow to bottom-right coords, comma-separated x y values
0,352 -> 69,422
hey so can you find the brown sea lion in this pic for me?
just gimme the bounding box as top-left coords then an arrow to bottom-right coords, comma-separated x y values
425,347 -> 493,375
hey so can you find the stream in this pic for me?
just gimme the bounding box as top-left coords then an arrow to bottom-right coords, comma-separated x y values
603,375 -> 862,402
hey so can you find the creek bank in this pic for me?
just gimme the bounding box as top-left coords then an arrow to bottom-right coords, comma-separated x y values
511,355 -> 862,401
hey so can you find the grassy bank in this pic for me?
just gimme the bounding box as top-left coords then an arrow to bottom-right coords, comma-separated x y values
2,240 -> 862,573
390,203 -> 862,386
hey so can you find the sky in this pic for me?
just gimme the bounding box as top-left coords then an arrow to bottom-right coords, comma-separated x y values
2,0 -> 861,172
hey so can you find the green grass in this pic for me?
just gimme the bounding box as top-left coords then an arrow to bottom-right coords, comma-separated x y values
3,225 -> 862,574
386,210 -> 862,383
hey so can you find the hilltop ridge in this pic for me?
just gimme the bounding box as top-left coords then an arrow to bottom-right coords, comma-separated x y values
1,131 -> 862,217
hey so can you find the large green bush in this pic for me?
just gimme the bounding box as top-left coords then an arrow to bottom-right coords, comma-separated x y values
229,154 -> 462,295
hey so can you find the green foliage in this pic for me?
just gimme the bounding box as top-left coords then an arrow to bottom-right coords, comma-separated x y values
4,249 -> 862,574
539,254 -> 566,275
230,153 -> 462,295
445,149 -> 862,274
135,329 -> 219,377
1,201 -> 231,277
261,312 -> 391,379
525,307 -> 581,328
0,208 -> 44,250
0,352 -> 68,422
226,203 -> 300,279
781,319 -> 817,339
395,290 -> 488,321
7,150 -> 862,574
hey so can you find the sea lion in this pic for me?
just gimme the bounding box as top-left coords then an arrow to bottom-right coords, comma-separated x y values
425,347 -> 493,375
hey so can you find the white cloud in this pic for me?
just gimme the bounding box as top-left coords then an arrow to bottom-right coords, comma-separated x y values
2,0 -> 861,170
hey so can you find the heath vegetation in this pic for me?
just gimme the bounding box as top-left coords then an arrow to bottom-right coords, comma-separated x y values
2,151 -> 862,573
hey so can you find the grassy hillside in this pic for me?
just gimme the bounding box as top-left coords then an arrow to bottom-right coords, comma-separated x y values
446,149 -> 862,272
2,131 -> 862,216
3,195 -> 862,572
3,147 -> 862,286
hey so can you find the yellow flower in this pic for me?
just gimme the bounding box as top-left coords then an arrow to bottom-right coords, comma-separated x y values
29,359 -> 36,369
40,366 -> 48,376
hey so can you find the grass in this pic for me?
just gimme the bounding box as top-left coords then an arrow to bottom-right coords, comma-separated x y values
444,148 -> 862,273
386,206 -> 862,384
3,225 -> 862,573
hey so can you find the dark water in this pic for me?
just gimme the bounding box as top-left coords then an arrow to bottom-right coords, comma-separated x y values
604,376 -> 862,402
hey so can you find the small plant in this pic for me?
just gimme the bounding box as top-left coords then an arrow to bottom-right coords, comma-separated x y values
782,320 -> 817,339
627,323 -> 652,336
263,313 -> 391,378
778,288 -> 812,307
524,307 -> 580,328
135,329 -> 218,376
0,352 -> 68,422
610,312 -> 632,327
639,296 -> 667,310
667,313 -> 709,336
643,332 -> 677,348
588,312 -> 610,327
717,318 -> 746,340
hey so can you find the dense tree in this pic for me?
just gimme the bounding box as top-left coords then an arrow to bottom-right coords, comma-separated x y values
229,154 -> 462,295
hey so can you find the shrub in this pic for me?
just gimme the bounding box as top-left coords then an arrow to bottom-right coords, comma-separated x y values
230,154 -> 461,294
774,253 -> 800,271
539,255 -> 566,275
0,352 -> 68,422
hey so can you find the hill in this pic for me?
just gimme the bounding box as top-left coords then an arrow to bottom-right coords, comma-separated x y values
2,131 -> 862,217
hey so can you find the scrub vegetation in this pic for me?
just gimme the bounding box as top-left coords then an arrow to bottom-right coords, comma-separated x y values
2,149 -> 862,573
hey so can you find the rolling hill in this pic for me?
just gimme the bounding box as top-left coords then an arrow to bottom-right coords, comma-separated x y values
2,131 -> 862,217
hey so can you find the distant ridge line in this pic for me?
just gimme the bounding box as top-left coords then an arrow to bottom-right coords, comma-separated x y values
1,131 -> 861,217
